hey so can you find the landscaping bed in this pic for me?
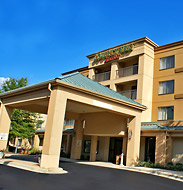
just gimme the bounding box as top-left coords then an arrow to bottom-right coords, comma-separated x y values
137,161 -> 183,171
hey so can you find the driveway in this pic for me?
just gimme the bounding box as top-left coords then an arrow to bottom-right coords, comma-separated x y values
0,160 -> 182,190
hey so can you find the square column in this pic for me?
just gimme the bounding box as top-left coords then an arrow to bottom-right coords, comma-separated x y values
110,62 -> 119,80
166,136 -> 172,164
126,114 -> 141,166
110,62 -> 119,91
89,68 -> 95,79
40,89 -> 67,169
137,54 -> 154,122
0,104 -> 13,150
155,132 -> 166,165
103,137 -> 110,161
70,119 -> 84,159
90,136 -> 98,161
33,135 -> 40,149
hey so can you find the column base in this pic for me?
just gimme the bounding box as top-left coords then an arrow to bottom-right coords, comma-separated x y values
40,154 -> 60,169
126,156 -> 138,166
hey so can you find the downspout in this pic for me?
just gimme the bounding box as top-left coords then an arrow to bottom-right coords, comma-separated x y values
48,83 -> 52,92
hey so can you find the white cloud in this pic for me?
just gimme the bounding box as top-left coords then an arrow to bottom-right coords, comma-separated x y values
0,77 -> 9,88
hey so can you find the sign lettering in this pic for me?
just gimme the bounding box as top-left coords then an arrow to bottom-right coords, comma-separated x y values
94,43 -> 133,62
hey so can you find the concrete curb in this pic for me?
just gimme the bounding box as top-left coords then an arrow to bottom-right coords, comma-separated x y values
0,159 -> 68,174
60,157 -> 183,182
119,166 -> 183,182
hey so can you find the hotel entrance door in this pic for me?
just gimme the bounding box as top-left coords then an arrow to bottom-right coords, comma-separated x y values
108,137 -> 123,163
145,137 -> 156,163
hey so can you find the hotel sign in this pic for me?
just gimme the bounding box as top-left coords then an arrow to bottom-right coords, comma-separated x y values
94,43 -> 134,62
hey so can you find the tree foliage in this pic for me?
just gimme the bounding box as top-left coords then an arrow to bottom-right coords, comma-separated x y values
0,77 -> 44,140
9,109 -> 43,139
0,77 -> 28,93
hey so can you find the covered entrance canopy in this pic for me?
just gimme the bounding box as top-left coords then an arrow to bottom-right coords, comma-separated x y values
0,73 -> 146,169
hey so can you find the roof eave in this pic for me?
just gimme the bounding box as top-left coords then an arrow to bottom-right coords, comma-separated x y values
0,79 -> 56,99
155,40 -> 183,51
55,79 -> 147,111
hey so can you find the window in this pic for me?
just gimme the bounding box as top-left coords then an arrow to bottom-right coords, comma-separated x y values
158,80 -> 174,95
64,119 -> 74,126
159,55 -> 174,70
39,137 -> 44,146
84,140 -> 99,154
158,106 -> 174,120
17,139 -> 22,146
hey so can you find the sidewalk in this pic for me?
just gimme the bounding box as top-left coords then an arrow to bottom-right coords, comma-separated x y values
60,157 -> 183,182
0,154 -> 67,174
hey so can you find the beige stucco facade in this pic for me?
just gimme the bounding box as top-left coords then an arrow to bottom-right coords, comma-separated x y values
61,37 -> 183,165
1,37 -> 183,170
152,41 -> 183,121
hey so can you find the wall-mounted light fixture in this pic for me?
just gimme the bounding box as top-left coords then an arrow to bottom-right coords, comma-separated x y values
128,130 -> 132,140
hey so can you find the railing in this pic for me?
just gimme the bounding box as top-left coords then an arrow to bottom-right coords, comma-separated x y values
116,65 -> 138,78
118,89 -> 137,99
92,71 -> 111,82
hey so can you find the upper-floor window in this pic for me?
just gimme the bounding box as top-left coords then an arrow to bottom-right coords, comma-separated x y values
158,80 -> 174,95
158,106 -> 174,120
159,55 -> 174,70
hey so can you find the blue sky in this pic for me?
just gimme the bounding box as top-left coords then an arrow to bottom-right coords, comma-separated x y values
0,0 -> 183,85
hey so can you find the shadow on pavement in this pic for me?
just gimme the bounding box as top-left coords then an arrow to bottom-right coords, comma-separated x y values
5,154 -> 39,163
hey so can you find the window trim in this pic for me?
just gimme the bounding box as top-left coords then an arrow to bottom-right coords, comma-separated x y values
157,106 -> 174,121
159,55 -> 175,71
158,80 -> 174,95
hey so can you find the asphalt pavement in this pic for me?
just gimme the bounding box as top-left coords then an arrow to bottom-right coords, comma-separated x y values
0,160 -> 182,190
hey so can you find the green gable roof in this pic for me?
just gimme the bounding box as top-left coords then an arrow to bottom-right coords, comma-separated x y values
0,72 -> 145,108
56,72 -> 145,108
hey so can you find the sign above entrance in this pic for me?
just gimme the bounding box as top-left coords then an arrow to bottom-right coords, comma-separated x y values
94,43 -> 134,62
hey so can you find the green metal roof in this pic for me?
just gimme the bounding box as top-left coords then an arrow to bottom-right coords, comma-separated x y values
141,124 -> 183,130
56,72 -> 145,108
141,124 -> 166,130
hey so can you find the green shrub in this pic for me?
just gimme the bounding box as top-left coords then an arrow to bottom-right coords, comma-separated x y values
144,162 -> 154,168
137,161 -> 146,167
137,161 -> 183,171
154,163 -> 165,169
30,148 -> 41,155
166,162 -> 174,170
175,163 -> 183,167
166,165 -> 174,170
137,161 -> 154,167
174,163 -> 183,171
167,162 -> 174,166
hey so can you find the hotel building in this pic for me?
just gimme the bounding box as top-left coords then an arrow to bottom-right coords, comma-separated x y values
0,37 -> 183,169
62,37 -> 183,164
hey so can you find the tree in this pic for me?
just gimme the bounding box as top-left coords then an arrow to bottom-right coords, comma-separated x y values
0,77 -> 28,93
0,77 -> 44,141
